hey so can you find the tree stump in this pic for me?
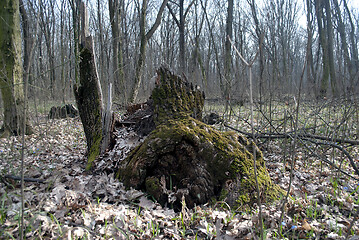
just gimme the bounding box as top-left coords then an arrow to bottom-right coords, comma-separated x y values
117,67 -> 282,210
48,104 -> 79,119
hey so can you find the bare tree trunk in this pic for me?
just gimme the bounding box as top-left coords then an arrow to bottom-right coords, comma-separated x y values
315,0 -> 330,97
332,0 -> 354,96
315,0 -> 336,97
324,0 -> 336,96
109,0 -> 126,102
59,0 -> 67,104
179,0 -> 185,73
343,0 -> 359,91
97,0 -> 106,90
306,0 -> 317,97
129,0 -> 168,103
200,0 -> 224,95
39,0 -> 56,99
224,0 -> 233,113
69,0 -> 80,87
0,0 -> 32,137
167,0 -> 195,74
130,0 -> 147,104
74,2 -> 113,170
248,0 -> 264,106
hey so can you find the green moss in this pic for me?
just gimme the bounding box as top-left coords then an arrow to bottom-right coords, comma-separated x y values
237,194 -> 250,204
151,68 -> 204,125
86,133 -> 102,170
145,176 -> 163,200
117,116 -> 283,207
117,67 -> 282,208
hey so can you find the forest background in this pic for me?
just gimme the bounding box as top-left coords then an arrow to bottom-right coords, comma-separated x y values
2,0 -> 358,106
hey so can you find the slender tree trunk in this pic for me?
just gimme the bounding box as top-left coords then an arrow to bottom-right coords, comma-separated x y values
167,0 -> 195,74
306,0 -> 317,97
315,0 -> 330,97
130,0 -> 147,104
60,0 -> 66,104
179,0 -> 185,73
332,0 -> 354,95
224,0 -> 233,112
249,0 -> 264,106
97,0 -> 105,87
343,0 -> 359,90
324,0 -> 337,96
129,0 -> 168,103
40,0 -> 56,99
69,0 -> 80,86
109,0 -> 126,102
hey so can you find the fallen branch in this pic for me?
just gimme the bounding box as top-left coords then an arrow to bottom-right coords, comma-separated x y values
304,139 -> 359,177
3,175 -> 45,183
224,124 -> 359,145
224,124 -> 359,178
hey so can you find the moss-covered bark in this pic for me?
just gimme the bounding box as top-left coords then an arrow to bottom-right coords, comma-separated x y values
117,67 -> 283,209
0,0 -> 32,137
117,117 -> 282,209
74,3 -> 115,170
152,67 -> 204,124
74,36 -> 104,170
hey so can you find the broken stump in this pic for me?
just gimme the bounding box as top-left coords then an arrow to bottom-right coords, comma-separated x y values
48,104 -> 79,119
116,67 -> 283,210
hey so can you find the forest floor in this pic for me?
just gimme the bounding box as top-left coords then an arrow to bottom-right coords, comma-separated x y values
0,102 -> 359,239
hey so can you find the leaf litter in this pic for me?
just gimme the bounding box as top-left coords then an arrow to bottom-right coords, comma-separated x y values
0,117 -> 358,239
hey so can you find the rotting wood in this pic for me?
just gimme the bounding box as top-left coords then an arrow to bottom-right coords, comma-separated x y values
117,66 -> 283,210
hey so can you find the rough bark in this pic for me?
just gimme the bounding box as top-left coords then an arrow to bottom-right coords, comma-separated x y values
0,0 -> 32,137
117,67 -> 283,210
74,2 -> 113,170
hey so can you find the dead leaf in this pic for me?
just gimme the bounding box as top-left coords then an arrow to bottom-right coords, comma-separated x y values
301,219 -> 312,231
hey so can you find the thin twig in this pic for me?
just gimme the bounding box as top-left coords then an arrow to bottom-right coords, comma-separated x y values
224,124 -> 359,145
278,37 -> 307,237
224,124 -> 359,177
228,35 -> 264,239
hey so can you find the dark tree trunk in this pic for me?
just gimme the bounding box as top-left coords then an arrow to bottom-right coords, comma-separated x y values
224,0 -> 233,111
74,2 -> 113,170
315,0 -> 336,97
179,0 -> 185,73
